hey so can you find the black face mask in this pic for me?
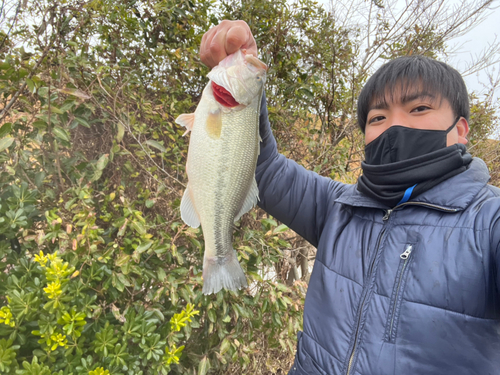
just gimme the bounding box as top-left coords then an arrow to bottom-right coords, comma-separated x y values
364,117 -> 460,165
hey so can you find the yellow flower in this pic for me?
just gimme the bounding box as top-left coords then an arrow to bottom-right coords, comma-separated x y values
88,367 -> 110,375
49,333 -> 68,351
164,344 -> 184,365
46,251 -> 59,262
170,303 -> 199,332
0,306 -> 15,327
34,250 -> 48,267
45,258 -> 72,281
44,281 -> 62,299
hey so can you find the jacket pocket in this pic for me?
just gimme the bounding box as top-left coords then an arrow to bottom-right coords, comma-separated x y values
288,331 -> 328,375
384,242 -> 416,342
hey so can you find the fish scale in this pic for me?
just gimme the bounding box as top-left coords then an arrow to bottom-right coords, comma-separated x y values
176,50 -> 267,294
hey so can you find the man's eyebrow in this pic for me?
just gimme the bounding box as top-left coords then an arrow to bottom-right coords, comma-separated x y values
400,91 -> 436,104
368,92 -> 436,112
368,101 -> 388,111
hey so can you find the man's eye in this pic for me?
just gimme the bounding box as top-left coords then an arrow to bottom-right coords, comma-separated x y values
369,116 -> 385,124
411,105 -> 431,112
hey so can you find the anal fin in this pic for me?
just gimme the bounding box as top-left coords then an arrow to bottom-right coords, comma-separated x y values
234,178 -> 259,223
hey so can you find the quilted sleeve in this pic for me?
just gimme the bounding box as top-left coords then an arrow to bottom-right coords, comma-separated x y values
256,92 -> 347,247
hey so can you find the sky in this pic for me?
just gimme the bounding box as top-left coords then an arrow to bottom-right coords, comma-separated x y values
446,4 -> 500,96
316,0 -> 500,98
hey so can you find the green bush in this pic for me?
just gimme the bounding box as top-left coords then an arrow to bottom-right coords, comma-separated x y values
0,179 -> 304,375
0,181 -> 303,374
0,1 -> 305,373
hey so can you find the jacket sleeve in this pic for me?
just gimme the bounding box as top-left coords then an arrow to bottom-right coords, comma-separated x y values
256,92 -> 347,247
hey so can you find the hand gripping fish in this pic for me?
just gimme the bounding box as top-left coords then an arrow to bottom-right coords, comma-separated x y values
175,50 -> 267,294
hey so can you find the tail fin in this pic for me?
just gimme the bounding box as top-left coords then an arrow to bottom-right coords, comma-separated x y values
202,250 -> 247,295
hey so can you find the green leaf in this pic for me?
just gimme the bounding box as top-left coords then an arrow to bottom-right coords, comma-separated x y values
74,117 -> 91,128
57,88 -> 91,99
299,88 -> 314,100
261,218 -> 277,228
207,309 -> 216,323
131,221 -> 146,235
35,171 -> 46,188
96,154 -> 109,171
116,122 -> 125,142
0,123 -> 11,138
92,170 -> 103,182
50,106 -> 64,114
32,120 -> 47,130
273,224 -> 289,233
154,245 -> 168,254
145,199 -> 155,208
60,101 -> 75,112
26,78 -> 35,93
117,273 -> 131,287
115,254 -> 131,267
198,356 -> 210,375
146,139 -> 166,153
275,283 -> 290,293
111,272 -> 125,292
52,127 -> 70,142
220,338 -> 231,355
135,240 -> 153,254
157,268 -> 166,282
0,137 -> 14,152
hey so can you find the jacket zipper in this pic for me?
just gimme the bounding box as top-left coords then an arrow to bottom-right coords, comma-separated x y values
346,202 -> 456,375
387,245 -> 413,340
346,212 -> 390,375
395,201 -> 459,213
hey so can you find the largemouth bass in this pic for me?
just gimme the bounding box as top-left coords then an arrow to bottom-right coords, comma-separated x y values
176,50 -> 267,294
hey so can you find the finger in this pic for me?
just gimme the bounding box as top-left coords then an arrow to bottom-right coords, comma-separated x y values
241,38 -> 258,58
225,25 -> 250,55
207,28 -> 229,68
200,28 -> 217,67
200,20 -> 257,68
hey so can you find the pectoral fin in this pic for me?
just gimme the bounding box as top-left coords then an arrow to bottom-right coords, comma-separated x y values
175,113 -> 195,136
206,110 -> 222,139
180,185 -> 200,228
234,178 -> 259,223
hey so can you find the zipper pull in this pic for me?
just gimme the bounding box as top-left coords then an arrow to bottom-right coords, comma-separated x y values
383,209 -> 393,221
400,245 -> 413,260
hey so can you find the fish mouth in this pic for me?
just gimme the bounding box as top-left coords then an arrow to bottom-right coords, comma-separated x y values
211,81 -> 240,107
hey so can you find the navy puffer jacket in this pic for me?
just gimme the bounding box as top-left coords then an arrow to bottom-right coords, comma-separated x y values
256,95 -> 500,375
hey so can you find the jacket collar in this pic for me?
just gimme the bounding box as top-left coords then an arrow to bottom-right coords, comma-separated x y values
335,158 -> 491,211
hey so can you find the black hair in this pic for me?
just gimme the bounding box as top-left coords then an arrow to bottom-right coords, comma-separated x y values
357,55 -> 470,132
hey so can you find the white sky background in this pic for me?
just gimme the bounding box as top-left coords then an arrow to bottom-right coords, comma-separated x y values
446,4 -> 500,96
315,0 -> 500,97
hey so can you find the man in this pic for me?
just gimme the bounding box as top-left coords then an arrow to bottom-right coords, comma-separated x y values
200,20 -> 500,374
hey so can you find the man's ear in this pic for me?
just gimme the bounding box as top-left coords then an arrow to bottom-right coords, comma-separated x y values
456,117 -> 469,145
